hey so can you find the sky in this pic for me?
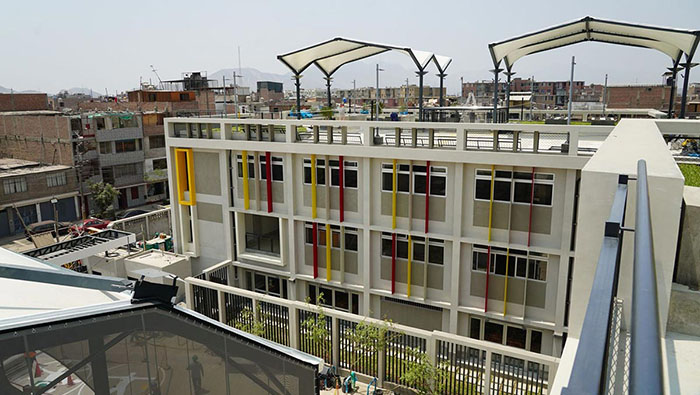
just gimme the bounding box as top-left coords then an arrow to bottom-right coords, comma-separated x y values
1,0 -> 699,95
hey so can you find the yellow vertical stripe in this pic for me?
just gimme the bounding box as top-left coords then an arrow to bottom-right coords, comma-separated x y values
392,159 -> 397,229
503,248 -> 510,316
175,148 -> 196,206
311,154 -> 317,219
487,165 -> 495,242
242,150 -> 250,210
407,235 -> 412,297
325,223 -> 331,282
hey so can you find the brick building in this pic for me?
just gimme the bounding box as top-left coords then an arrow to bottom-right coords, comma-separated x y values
605,84 -> 672,111
0,158 -> 79,237
462,78 -> 586,108
0,93 -> 49,112
257,81 -> 284,102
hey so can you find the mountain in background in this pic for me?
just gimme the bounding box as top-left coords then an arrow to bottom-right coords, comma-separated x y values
208,61 -> 451,92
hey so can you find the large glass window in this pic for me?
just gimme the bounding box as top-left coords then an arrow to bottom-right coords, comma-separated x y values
259,156 -> 284,181
115,139 -> 141,153
308,284 -> 359,314
3,177 -> 27,194
380,233 -> 444,265
99,141 -> 112,154
304,223 -> 358,252
303,158 -> 326,185
236,154 -> 256,179
381,163 -> 410,193
512,171 -> 554,206
329,160 -> 358,188
471,245 -> 546,282
47,172 -> 67,188
413,165 -> 447,196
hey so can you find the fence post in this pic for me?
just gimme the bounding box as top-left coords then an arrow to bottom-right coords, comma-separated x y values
456,128 -> 466,151
332,316 -> 340,370
411,128 -> 418,147
395,127 -> 401,147
341,126 -> 347,145
568,130 -> 579,156
378,340 -> 386,387
285,124 -> 294,143
492,130 -> 499,151
217,289 -> 226,324
533,131 -> 540,153
185,280 -> 194,310
145,216 -> 150,238
289,306 -> 299,350
484,350 -> 493,395
428,129 -> 435,149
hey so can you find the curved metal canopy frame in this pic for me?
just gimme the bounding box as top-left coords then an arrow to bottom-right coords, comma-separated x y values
487,16 -> 700,120
277,37 -> 452,119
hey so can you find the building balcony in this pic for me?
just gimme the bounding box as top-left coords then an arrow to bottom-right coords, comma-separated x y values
144,168 -> 167,182
95,126 -> 143,142
98,151 -> 144,167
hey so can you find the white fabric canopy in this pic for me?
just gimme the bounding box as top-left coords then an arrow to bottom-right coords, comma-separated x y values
278,37 -> 451,76
489,16 -> 700,70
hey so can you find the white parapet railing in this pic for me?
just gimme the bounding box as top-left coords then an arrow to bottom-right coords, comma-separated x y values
107,207 -> 172,241
166,118 -> 616,158
184,276 -> 559,394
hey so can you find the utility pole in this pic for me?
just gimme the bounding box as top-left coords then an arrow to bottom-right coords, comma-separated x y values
376,64 -> 384,121
233,71 -> 240,119
460,76 -> 464,99
405,78 -> 409,108
222,76 -> 227,117
530,76 -> 535,121
350,79 -> 355,114
567,56 -> 576,125
603,73 -> 608,115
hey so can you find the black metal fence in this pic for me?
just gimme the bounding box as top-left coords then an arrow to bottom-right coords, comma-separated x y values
298,310 -> 333,363
259,301 -> 289,346
192,284 -> 219,320
223,293 -> 253,329
436,340 -> 485,395
384,331 -> 426,387
490,354 -> 549,395
338,319 -> 378,377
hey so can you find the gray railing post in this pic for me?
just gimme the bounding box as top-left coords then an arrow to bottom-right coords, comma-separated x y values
332,316 -> 340,369
289,306 -> 299,350
313,126 -> 320,143
217,290 -> 226,323
630,159 -> 663,395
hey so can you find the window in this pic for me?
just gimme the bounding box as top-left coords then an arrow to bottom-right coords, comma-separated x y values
149,135 -> 165,149
259,156 -> 284,181
304,223 -> 358,252
506,326 -> 527,349
115,139 -> 141,153
303,158 -> 326,185
328,160 -> 358,188
530,330 -> 543,353
95,117 -> 105,130
308,284 -> 359,314
47,172 -> 67,188
110,115 -> 137,129
512,171 -> 554,206
381,163 -> 410,193
249,272 -> 287,298
472,245 -> 546,282
114,163 -> 141,178
413,165 -> 447,196
152,158 -> 167,170
380,233 -> 444,265
474,169 -> 511,202
99,142 -> 112,154
469,318 -> 481,339
484,322 -> 504,344
236,154 -> 256,179
3,177 -> 27,194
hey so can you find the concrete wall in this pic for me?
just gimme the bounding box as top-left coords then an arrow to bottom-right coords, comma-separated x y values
676,186 -> 700,290
0,114 -> 73,166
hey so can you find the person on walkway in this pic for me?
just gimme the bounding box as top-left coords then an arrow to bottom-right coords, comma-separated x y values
187,355 -> 204,394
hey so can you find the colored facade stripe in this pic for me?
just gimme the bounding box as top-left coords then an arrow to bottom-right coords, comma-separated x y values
391,233 -> 397,294
407,235 -> 412,297
312,222 -> 318,278
174,148 -> 196,206
241,151 -> 250,209
265,152 -> 273,213
392,159 -> 397,229
503,248 -> 510,315
424,161 -> 430,233
311,154 -> 317,219
484,165 -> 495,312
325,223 -> 332,282
339,156 -> 344,222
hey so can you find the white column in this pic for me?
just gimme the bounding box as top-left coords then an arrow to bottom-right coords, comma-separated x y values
35,203 -> 42,222
361,157 -> 372,314
449,163 -> 465,333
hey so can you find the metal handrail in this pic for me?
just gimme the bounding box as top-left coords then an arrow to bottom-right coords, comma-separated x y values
562,173 -> 629,394
630,159 -> 663,394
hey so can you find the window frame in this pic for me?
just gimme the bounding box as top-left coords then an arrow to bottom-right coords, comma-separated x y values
380,232 -> 444,266
471,244 -> 547,282
304,222 -> 358,252
3,177 -> 27,194
236,154 -> 256,179
302,158 -> 327,186
328,160 -> 358,189
258,155 -> 284,182
308,283 -> 359,314
412,165 -> 447,197
474,168 -> 554,207
46,172 -> 67,188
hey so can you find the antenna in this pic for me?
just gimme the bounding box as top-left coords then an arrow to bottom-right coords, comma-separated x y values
238,46 -> 242,76
150,65 -> 163,88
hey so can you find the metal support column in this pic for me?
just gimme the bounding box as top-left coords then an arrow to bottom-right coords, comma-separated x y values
679,61 -> 698,119
490,67 -> 502,123
417,70 -> 427,121
504,70 -> 515,123
325,76 -> 332,109
667,64 -> 680,117
294,74 -> 301,120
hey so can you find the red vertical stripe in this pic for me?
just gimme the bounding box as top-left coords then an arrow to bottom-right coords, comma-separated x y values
424,160 -> 430,233
527,167 -> 535,247
265,152 -> 273,213
484,246 -> 491,312
391,233 -> 397,294
312,222 -> 318,278
339,156 -> 344,222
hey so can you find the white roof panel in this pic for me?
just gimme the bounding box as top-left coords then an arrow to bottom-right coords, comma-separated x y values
489,16 -> 699,70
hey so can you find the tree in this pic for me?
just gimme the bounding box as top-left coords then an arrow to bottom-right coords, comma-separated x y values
345,317 -> 399,373
300,294 -> 331,361
233,302 -> 267,337
401,347 -> 448,395
88,181 -> 119,218
320,106 -> 334,120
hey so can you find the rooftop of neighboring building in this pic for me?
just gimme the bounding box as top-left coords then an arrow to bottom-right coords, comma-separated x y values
0,158 -> 72,178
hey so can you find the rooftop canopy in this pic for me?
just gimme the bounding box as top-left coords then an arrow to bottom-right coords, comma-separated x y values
277,37 -> 452,118
488,16 -> 700,71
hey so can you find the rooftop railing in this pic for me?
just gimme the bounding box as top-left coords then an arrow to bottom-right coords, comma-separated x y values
562,159 -> 663,394
166,118 -> 616,158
